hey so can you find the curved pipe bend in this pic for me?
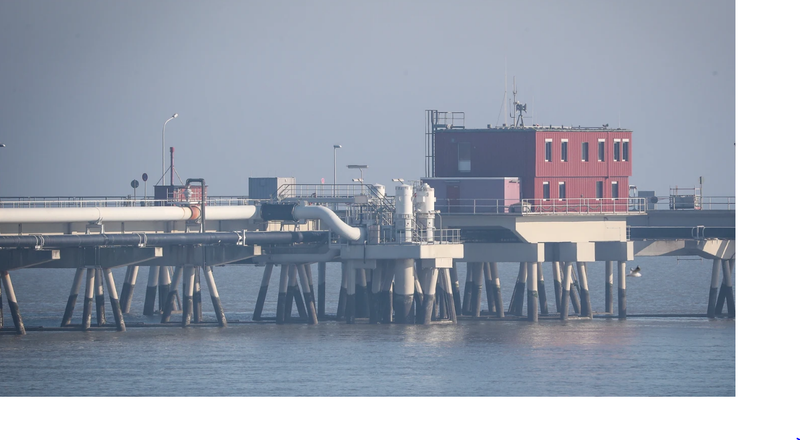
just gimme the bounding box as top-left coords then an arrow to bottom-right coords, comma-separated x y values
291,204 -> 364,242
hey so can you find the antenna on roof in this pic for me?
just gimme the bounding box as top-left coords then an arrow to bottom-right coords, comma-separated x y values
504,58 -> 508,127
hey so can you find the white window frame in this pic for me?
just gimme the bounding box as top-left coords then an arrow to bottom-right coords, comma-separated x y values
558,181 -> 566,200
598,139 -> 605,162
545,139 -> 553,162
561,139 -> 568,162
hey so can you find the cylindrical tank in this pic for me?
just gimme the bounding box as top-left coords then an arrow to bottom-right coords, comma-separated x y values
372,184 -> 386,199
414,183 -> 436,242
395,185 -> 414,243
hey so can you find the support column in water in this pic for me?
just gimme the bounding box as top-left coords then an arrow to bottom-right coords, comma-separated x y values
297,262 -> 318,324
181,266 -> 196,327
161,266 -> 184,323
527,262 -> 538,323
276,264 -> 290,324
95,270 -> 106,326
618,261 -> 627,320
1,271 -> 26,335
393,259 -> 415,323
490,262 -> 504,318
253,263 -> 274,321
119,265 -> 137,314
721,259 -> 735,318
369,262 -> 382,324
345,261 -> 357,324
203,266 -> 227,326
578,262 -> 592,318
483,262 -> 495,314
143,266 -> 159,316
317,262 -> 326,320
472,262 -> 484,317
336,261 -> 348,321
193,267 -> 202,323
441,268 -> 457,324
102,268 -> 126,331
537,262 -> 548,315
552,261 -> 563,314
421,266 -> 439,325
567,263 -> 581,316
287,265 -> 307,321
461,263 -> 473,316
355,268 -> 369,318
560,263 -> 572,321
450,264 -> 461,317
605,261 -> 614,314
81,268 -> 96,331
158,266 -> 171,313
61,268 -> 86,327
380,260 -> 395,323
707,259 -> 721,318
509,262 -> 526,316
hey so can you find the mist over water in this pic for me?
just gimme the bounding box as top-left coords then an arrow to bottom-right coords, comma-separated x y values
0,257 -> 734,396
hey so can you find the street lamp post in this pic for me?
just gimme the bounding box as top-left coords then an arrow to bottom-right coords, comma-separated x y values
333,145 -> 342,209
162,114 -> 178,185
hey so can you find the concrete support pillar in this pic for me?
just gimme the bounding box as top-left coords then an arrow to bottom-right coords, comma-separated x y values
336,262 -> 348,321
203,266 -> 227,326
317,262 -> 326,319
527,262 -> 538,323
560,263 -> 573,321
537,262 -> 548,315
483,262 -> 495,314
298,262 -> 318,324
61,268 -> 86,327
552,261 -> 563,314
450,264 -> 462,317
421,266 -> 439,325
441,268 -> 457,324
181,266 -> 196,327
102,268 -> 126,331
618,261 -> 627,320
380,260 -> 395,323
193,267 -> 202,323
707,259 -> 721,318
356,268 -> 369,318
304,264 -> 316,316
369,262 -> 382,324
578,262 -> 592,318
120,265 -> 139,314
0,279 -> 3,328
461,263 -> 473,316
288,265 -> 307,321
346,261 -> 357,324
490,262 -> 504,318
1,271 -> 25,335
160,265 -> 184,323
276,264 -> 290,324
253,263 -> 274,321
508,262 -> 526,316
81,268 -> 96,331
158,265 -> 172,313
566,263 -> 581,316
94,270 -> 106,326
471,262 -> 484,317
605,261 -> 614,314
413,265 -> 424,324
722,259 -> 735,318
143,266 -> 159,316
393,259 -> 415,323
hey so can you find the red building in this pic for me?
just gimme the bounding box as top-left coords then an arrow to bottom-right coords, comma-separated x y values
428,111 -> 632,211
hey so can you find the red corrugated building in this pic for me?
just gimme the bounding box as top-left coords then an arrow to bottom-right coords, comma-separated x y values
428,110 -> 632,210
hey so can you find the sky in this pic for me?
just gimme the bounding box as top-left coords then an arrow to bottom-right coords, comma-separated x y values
0,0 -> 735,198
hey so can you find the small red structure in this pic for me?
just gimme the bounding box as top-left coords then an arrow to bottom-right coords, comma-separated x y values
427,110 -> 632,211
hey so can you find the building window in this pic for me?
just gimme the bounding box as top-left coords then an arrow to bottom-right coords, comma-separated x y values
582,142 -> 589,162
542,181 -> 550,200
545,140 -> 552,162
613,140 -> 620,161
458,143 -> 471,172
598,140 -> 605,162
596,181 -> 603,199
561,140 -> 568,162
558,182 -> 566,200
623,140 -> 629,161
612,181 -> 619,199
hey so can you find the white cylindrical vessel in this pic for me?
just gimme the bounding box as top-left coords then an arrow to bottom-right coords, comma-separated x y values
414,183 -> 436,242
395,185 -> 414,243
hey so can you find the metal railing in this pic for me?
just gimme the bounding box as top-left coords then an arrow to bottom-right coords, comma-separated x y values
0,196 -> 259,209
411,227 -> 461,244
437,198 -> 648,215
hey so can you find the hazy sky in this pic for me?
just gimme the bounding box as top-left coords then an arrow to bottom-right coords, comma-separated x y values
0,0 -> 735,198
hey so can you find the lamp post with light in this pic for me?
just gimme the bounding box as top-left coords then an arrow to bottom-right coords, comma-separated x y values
161,114 -> 178,185
347,164 -> 368,195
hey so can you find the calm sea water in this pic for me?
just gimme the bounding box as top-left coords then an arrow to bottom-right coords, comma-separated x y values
0,257 -> 734,397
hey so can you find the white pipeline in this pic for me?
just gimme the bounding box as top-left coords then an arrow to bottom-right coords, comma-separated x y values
292,204 -> 364,242
0,205 -> 258,224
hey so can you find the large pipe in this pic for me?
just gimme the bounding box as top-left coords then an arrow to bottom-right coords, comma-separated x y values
0,205 -> 257,224
0,230 -> 328,249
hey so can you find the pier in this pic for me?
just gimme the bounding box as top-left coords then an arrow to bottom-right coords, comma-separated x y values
0,182 -> 734,335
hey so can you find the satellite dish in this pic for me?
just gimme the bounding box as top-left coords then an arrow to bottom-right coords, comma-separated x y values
131,179 -> 139,189
142,173 -> 149,182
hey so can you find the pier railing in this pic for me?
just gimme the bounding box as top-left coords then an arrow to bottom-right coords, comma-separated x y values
437,198 -> 648,215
